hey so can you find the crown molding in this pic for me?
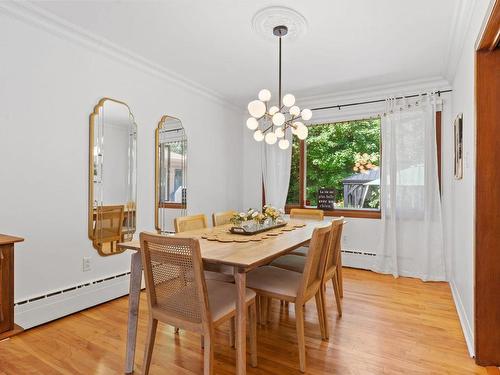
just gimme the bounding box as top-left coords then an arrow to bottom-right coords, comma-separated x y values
0,1 -> 239,111
443,0 -> 478,82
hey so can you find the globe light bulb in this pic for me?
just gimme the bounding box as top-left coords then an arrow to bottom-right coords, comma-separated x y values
296,124 -> 309,140
301,108 -> 312,121
282,94 -> 296,107
248,100 -> 266,118
258,89 -> 271,102
278,139 -> 290,150
246,117 -> 258,130
269,106 -> 279,115
265,132 -> 277,145
272,112 -> 285,126
292,121 -> 303,135
253,130 -> 264,142
275,127 -> 285,138
289,105 -> 300,116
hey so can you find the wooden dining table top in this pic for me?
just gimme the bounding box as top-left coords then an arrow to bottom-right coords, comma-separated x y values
117,218 -> 333,271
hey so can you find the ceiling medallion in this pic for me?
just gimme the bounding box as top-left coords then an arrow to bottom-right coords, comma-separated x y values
252,6 -> 308,42
246,24 -> 312,149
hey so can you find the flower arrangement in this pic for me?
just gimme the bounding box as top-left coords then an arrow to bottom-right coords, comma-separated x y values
262,205 -> 282,221
230,206 -> 283,226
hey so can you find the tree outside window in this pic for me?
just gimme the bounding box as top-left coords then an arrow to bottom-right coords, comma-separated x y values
287,118 -> 381,210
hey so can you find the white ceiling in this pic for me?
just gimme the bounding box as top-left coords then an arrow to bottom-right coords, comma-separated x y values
33,0 -> 459,106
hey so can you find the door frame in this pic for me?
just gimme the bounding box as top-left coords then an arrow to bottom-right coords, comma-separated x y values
474,0 -> 499,366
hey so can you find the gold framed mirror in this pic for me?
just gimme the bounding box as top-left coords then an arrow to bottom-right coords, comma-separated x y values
88,98 -> 138,255
155,115 -> 187,233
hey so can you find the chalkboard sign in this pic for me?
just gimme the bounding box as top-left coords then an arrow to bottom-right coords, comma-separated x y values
317,188 -> 336,210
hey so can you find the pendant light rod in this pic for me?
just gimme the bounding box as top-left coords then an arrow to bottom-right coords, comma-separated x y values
273,25 -> 288,108
279,36 -> 282,108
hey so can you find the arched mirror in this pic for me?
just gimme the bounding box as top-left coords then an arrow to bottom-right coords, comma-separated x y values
155,115 -> 187,234
88,98 -> 137,255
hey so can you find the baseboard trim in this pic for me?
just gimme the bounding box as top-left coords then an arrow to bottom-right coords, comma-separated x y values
15,273 -> 131,329
450,279 -> 475,357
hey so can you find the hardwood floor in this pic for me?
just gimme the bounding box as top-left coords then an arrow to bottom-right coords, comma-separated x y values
0,268 -> 494,375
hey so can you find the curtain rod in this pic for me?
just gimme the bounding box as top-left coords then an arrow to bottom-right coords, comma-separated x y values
311,89 -> 452,111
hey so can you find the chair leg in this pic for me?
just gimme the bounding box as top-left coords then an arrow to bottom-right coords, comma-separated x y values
261,297 -> 268,325
249,302 -> 258,367
229,317 -> 235,348
314,291 -> 327,340
337,259 -> 344,298
267,297 -> 272,323
295,304 -> 306,373
203,330 -> 214,375
332,276 -> 342,317
320,284 -> 329,338
142,318 -> 158,375
256,295 -> 261,324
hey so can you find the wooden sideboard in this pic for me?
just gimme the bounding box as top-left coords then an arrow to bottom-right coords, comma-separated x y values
0,234 -> 24,339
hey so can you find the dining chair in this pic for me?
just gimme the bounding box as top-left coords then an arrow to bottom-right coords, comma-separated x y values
288,208 -> 324,257
287,209 -> 344,299
270,218 -> 345,335
92,205 -> 124,253
212,210 -> 237,226
246,225 -> 331,373
174,214 -> 234,283
174,213 -> 208,233
139,232 -> 258,375
289,208 -> 324,221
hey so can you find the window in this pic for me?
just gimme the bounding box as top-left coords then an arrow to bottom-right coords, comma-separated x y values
286,118 -> 381,218
159,140 -> 186,205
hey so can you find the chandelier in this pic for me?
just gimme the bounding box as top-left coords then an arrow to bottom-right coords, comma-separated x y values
246,25 -> 312,149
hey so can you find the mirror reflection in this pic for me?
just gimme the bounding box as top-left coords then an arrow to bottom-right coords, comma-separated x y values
89,98 -> 137,255
155,116 -> 187,234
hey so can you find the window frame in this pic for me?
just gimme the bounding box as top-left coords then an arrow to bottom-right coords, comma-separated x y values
283,113 -> 442,219
158,141 -> 186,209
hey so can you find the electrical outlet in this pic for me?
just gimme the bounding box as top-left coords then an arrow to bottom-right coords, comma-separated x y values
82,257 -> 91,272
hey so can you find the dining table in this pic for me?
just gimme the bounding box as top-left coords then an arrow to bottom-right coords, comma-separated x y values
117,217 -> 332,375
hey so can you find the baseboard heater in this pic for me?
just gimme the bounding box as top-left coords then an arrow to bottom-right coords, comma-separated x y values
14,271 -> 132,330
341,249 -> 376,270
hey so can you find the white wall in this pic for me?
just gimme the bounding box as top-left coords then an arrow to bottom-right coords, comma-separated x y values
445,0 -> 496,357
0,8 -> 243,317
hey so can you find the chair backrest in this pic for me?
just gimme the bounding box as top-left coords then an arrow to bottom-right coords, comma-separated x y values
93,205 -> 124,244
290,208 -> 324,221
139,232 -> 210,329
174,214 -> 208,233
212,210 -> 237,226
323,218 -> 345,281
297,224 -> 331,302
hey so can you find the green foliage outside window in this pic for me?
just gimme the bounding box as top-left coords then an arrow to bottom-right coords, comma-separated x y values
286,118 -> 381,208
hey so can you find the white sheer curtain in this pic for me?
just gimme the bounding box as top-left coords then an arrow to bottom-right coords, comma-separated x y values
262,131 -> 293,210
372,95 -> 446,281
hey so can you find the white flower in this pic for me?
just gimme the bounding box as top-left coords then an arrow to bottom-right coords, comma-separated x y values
239,212 -> 246,218
252,211 -> 258,218
247,209 -> 254,215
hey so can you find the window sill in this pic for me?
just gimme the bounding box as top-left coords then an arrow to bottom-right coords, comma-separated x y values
159,202 -> 185,209
285,205 -> 381,219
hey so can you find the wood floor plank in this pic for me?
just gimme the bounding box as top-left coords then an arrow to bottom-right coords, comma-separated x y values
0,269 -> 489,374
